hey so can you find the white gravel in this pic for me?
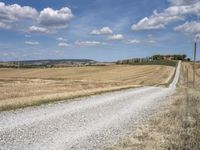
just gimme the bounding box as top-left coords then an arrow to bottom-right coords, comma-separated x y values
0,61 -> 181,150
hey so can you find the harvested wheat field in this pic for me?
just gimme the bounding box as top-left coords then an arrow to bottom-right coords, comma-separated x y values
0,65 -> 175,111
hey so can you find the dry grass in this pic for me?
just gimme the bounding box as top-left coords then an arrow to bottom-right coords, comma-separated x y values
0,65 -> 174,111
111,62 -> 200,150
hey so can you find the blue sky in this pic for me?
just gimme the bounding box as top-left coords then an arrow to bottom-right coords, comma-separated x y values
0,0 -> 199,61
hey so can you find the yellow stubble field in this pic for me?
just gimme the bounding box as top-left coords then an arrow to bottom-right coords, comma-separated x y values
0,65 -> 175,111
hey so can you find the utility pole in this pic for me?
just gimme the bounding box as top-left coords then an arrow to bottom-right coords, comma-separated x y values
193,42 -> 197,88
18,60 -> 20,69
187,68 -> 189,88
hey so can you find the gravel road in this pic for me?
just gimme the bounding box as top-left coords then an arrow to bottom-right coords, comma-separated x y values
0,61 -> 181,150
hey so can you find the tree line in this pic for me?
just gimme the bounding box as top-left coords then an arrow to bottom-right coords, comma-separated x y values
116,54 -> 190,65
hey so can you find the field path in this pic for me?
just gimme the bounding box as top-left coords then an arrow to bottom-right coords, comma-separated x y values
0,62 -> 181,150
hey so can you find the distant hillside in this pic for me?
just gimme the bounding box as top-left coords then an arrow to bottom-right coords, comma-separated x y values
13,59 -> 96,65
0,59 -> 110,68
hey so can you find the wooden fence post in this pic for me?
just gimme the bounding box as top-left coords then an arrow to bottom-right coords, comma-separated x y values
193,42 -> 197,88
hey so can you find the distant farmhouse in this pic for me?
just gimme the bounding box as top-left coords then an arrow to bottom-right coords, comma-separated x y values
163,55 -> 175,60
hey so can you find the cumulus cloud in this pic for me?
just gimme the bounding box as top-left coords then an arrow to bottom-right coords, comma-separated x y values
126,37 -> 156,45
132,1 -> 200,31
75,41 -> 106,47
127,39 -> 141,44
25,41 -> 39,45
146,39 -> 156,43
174,21 -> 200,40
0,2 -> 38,22
195,34 -> 200,42
0,2 -> 73,32
195,34 -> 200,40
90,27 -> 113,35
57,37 -> 67,42
28,26 -> 50,34
174,21 -> 200,34
132,15 -> 183,31
39,7 -> 73,28
0,22 -> 11,29
108,34 -> 124,41
58,42 -> 70,47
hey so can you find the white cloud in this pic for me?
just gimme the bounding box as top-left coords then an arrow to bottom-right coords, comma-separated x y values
174,21 -> 200,34
75,41 -> 105,47
0,22 -> 11,29
131,11 -> 184,31
90,27 -> 113,35
28,26 -> 50,34
39,7 -> 73,28
57,37 -> 67,42
108,34 -> 124,41
25,41 -> 39,45
0,2 -> 38,22
132,17 -> 164,31
165,3 -> 200,16
132,2 -> 200,31
58,42 -> 70,47
174,21 -> 200,40
0,2 -> 73,32
127,39 -> 141,44
126,38 -> 156,45
195,34 -> 200,40
146,39 -> 156,43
